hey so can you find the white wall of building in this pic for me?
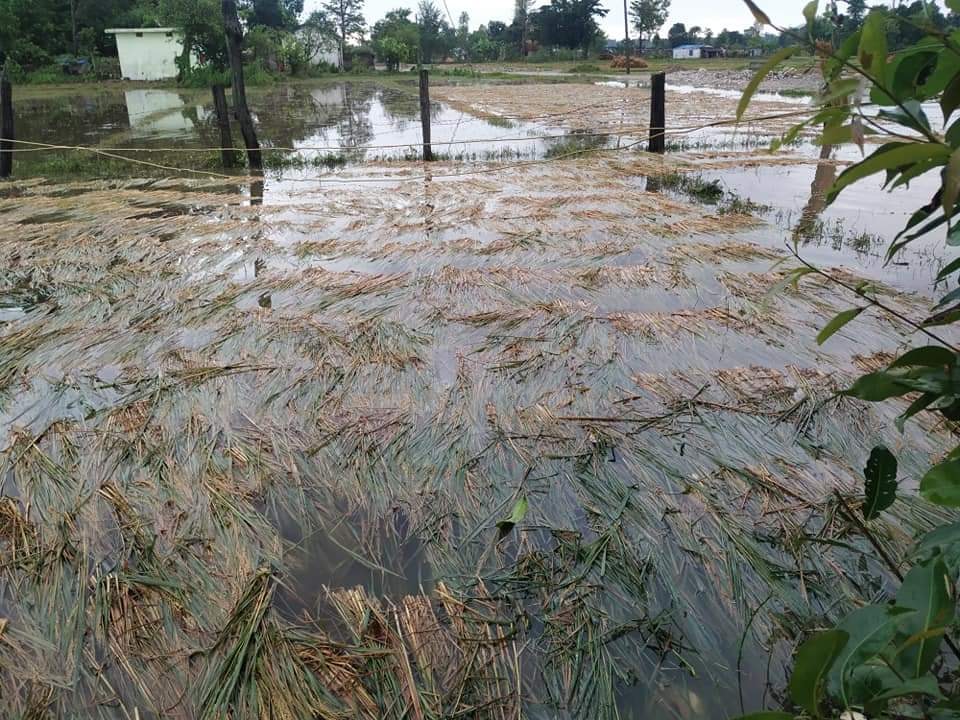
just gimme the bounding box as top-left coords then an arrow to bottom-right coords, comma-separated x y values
309,43 -> 342,68
106,29 -> 187,81
672,45 -> 703,59
296,27 -> 342,69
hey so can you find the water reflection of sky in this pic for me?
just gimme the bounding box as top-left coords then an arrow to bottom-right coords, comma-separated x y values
289,83 -> 555,162
15,80 -> 959,293
15,81 -> 560,163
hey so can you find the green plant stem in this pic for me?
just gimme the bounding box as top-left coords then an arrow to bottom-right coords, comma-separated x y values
834,489 -> 904,581
737,593 -> 775,715
788,244 -> 960,353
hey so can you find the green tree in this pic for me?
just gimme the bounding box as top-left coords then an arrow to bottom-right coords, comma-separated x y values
716,28 -> 746,47
299,8 -> 338,65
513,0 -> 533,56
456,11 -> 470,58
0,0 -> 21,66
371,7 -> 418,69
628,0 -> 669,52
246,0 -> 303,29
156,0 -> 229,69
666,21 -> 686,46
532,0 -> 609,56
843,0 -> 866,35
417,0 -> 448,62
322,0 -> 365,48
468,25 -> 499,60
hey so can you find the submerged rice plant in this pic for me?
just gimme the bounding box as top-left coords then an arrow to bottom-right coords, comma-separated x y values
0,112 -> 951,719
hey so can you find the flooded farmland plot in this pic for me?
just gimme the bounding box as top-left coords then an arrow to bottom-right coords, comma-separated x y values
1,78 -> 958,719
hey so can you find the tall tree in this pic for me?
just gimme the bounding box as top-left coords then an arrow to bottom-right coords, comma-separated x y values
842,0 -> 866,36
158,0 -> 229,70
629,0 -> 668,52
513,0 -> 533,56
532,0 -> 608,56
456,11 -> 470,58
247,0 -> 302,28
322,0 -> 365,49
666,21 -> 686,46
417,0 -> 447,62
371,7 -> 418,69
300,9 -> 339,62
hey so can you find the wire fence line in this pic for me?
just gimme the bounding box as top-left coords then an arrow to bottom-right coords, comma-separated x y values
0,102 -> 840,187
0,105 -> 826,156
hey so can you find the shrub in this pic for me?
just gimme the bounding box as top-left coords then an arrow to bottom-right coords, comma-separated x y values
177,64 -> 232,88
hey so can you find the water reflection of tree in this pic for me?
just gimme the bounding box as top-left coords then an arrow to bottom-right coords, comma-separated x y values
255,85 -> 325,151
256,81 -> 378,161
792,144 -> 837,244
17,93 -> 129,147
378,86 -> 421,125
335,82 -> 376,159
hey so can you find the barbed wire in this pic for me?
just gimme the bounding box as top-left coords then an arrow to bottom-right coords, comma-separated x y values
0,105 -> 828,158
0,95 -> 870,192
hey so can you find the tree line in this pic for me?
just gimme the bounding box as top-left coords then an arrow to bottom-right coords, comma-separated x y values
4,0 -> 960,79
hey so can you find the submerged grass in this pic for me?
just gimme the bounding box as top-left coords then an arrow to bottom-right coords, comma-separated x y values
0,140 -> 953,718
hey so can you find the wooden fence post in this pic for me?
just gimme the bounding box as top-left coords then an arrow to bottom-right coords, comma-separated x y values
648,72 -> 665,154
222,0 -> 262,172
419,68 -> 433,162
0,77 -> 13,179
211,84 -> 236,169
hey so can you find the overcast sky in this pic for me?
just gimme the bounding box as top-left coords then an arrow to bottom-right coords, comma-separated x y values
302,0 -> 813,40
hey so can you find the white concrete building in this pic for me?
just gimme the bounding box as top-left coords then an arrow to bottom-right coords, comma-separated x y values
105,28 -> 190,81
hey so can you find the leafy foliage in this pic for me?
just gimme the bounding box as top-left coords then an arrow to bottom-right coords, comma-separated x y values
862,446 -> 897,520
321,0 -> 366,45
734,2 -> 960,718
417,0 -> 450,63
531,0 -> 609,55
629,0 -> 670,53
371,8 -> 419,70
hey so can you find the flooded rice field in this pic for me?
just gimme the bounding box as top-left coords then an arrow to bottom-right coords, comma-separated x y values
1,78 -> 958,718
13,81 -> 560,169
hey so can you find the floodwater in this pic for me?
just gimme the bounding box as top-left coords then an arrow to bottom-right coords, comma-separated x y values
13,80 -> 560,169
3,78 -> 960,719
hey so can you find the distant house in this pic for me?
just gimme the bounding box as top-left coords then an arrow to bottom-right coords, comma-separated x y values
105,28 -> 194,81
672,44 -> 723,59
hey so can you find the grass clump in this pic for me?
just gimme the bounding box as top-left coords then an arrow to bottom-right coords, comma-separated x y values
544,130 -> 610,158
657,172 -> 725,203
654,172 -> 770,215
262,151 -> 349,170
